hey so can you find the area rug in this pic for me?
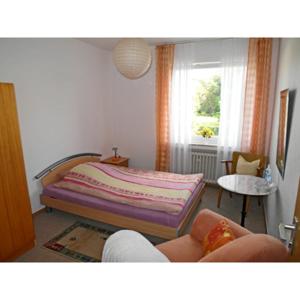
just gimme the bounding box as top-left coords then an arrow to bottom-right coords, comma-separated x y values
43,222 -> 114,262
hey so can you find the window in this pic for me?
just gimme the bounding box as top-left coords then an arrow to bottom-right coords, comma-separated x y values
191,62 -> 221,145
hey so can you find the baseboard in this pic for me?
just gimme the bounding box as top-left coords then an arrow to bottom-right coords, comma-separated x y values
205,181 -> 218,188
32,206 -> 46,216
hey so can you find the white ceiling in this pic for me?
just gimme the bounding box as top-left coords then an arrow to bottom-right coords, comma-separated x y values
78,38 -> 208,51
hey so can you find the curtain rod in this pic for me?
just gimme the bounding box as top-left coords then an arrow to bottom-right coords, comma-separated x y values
155,37 -> 244,46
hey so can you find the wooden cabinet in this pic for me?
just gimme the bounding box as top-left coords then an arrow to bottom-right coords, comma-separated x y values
101,156 -> 129,167
0,83 -> 35,261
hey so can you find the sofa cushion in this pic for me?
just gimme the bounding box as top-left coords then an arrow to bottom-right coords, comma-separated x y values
156,234 -> 203,262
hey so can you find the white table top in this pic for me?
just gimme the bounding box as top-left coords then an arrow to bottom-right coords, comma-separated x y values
217,174 -> 277,196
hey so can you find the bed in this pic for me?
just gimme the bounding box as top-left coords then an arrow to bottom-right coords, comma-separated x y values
38,154 -> 206,240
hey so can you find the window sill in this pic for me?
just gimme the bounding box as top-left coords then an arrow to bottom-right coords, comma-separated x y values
191,136 -> 218,147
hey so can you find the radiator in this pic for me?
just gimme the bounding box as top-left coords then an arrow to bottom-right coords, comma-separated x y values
191,147 -> 217,183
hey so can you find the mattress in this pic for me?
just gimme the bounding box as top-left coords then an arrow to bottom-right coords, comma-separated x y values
42,179 -> 204,228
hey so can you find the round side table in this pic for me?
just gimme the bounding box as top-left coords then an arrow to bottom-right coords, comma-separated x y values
217,174 -> 276,227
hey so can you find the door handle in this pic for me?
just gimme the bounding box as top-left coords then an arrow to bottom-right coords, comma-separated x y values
279,223 -> 294,247
279,217 -> 299,253
284,224 -> 296,231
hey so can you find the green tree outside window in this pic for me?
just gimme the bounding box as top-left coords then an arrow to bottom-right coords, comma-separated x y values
193,74 -> 221,137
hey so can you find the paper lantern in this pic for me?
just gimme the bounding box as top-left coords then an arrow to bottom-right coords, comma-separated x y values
113,38 -> 152,79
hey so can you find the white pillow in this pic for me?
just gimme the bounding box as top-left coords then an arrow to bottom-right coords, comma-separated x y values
102,230 -> 170,262
236,155 -> 260,176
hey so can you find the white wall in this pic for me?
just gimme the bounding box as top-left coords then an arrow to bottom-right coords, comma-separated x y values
105,48 -> 157,170
0,38 -> 112,212
264,38 -> 300,237
104,40 -> 240,171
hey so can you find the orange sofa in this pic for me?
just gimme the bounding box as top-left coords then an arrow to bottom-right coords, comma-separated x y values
157,209 -> 288,262
102,209 -> 289,262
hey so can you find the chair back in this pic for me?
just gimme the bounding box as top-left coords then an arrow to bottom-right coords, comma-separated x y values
231,151 -> 267,177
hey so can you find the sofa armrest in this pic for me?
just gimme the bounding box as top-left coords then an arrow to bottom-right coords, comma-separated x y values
199,234 -> 289,262
190,209 -> 251,242
156,234 -> 203,262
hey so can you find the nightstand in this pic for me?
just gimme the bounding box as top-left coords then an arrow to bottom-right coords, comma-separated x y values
101,156 -> 129,167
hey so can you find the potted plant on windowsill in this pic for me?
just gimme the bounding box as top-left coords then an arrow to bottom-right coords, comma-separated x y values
197,127 -> 214,144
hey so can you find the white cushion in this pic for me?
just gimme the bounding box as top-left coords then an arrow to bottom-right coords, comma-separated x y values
102,230 -> 170,262
236,155 -> 260,176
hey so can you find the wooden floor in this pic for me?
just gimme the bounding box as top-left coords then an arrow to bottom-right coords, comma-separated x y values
16,186 -> 266,262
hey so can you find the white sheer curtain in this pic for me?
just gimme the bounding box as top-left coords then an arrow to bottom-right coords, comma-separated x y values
216,39 -> 248,178
170,43 -> 194,174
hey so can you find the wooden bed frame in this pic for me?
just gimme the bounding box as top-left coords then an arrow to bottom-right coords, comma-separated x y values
39,155 -> 206,240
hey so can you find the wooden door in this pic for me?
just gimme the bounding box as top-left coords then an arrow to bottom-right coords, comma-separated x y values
288,178 -> 300,261
0,83 -> 35,261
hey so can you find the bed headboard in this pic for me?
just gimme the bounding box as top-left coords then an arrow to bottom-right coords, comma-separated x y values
36,153 -> 102,187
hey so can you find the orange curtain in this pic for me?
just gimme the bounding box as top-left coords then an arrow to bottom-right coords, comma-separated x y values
241,38 -> 273,155
155,45 -> 175,171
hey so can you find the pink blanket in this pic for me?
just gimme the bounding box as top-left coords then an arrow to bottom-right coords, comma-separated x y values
55,162 -> 203,214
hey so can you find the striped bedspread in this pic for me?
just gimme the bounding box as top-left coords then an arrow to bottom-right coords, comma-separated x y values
54,162 -> 203,214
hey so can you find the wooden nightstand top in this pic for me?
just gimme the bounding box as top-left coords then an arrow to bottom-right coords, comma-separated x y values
101,156 -> 129,167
